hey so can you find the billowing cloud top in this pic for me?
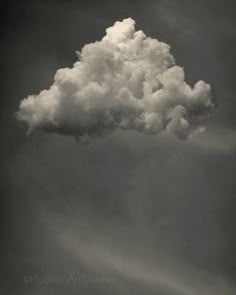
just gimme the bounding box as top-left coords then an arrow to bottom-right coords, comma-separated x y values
17,18 -> 214,140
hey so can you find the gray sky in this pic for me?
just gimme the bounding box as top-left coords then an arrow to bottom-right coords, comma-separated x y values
2,0 -> 236,294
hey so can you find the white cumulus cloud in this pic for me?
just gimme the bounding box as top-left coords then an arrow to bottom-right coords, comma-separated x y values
17,18 -> 214,140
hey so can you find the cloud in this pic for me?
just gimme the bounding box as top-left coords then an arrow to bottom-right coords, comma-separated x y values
17,18 -> 214,140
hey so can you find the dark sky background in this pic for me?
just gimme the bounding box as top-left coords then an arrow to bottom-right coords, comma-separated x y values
1,0 -> 236,294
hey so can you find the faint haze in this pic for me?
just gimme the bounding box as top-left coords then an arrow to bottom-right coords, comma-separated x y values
2,1 -> 236,295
